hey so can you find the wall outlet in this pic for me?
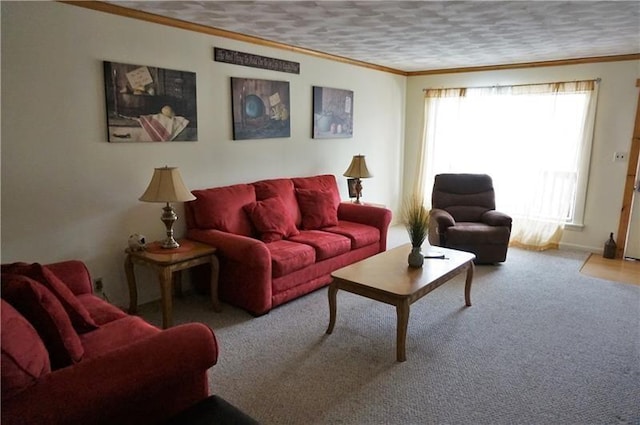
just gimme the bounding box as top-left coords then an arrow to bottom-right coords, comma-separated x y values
94,278 -> 103,293
613,152 -> 628,162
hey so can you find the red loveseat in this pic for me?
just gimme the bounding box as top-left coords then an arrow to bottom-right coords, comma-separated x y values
185,174 -> 392,316
1,260 -> 218,425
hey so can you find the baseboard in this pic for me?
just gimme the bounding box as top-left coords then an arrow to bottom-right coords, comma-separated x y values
558,241 -> 599,254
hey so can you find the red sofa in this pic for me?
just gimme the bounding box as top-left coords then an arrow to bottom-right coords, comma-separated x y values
185,174 -> 392,316
1,260 -> 218,425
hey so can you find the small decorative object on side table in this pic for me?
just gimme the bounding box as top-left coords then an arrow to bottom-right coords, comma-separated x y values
124,239 -> 220,329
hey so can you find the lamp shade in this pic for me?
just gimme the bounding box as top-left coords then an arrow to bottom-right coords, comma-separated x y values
139,166 -> 196,203
343,155 -> 372,179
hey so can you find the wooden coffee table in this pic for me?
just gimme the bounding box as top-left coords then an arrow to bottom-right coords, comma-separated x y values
326,243 -> 475,362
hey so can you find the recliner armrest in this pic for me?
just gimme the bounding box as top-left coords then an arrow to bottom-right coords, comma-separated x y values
481,210 -> 512,228
429,208 -> 455,229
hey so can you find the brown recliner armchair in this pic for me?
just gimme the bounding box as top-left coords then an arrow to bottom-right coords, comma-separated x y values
428,173 -> 512,263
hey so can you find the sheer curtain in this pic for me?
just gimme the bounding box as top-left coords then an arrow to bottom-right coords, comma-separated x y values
415,80 -> 599,250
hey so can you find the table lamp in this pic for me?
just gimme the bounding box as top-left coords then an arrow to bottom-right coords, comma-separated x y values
343,154 -> 372,204
139,166 -> 196,249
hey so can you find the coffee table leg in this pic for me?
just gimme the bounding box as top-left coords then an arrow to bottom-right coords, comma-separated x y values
465,261 -> 474,307
326,283 -> 338,334
396,299 -> 410,362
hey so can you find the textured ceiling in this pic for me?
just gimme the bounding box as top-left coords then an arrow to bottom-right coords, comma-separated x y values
108,1 -> 640,73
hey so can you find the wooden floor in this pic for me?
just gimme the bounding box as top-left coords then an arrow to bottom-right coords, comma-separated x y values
580,254 -> 640,286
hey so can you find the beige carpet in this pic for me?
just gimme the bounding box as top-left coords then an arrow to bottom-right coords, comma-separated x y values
137,246 -> 640,425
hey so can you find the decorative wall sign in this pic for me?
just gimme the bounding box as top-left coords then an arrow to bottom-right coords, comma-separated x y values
312,86 -> 354,139
103,61 -> 197,142
215,47 -> 300,74
231,77 -> 291,140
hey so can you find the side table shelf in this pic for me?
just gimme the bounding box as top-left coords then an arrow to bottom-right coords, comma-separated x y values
124,239 -> 220,329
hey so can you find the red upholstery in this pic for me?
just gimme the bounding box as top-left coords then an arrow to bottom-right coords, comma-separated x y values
295,188 -> 339,229
1,300 -> 51,401
266,240 -> 316,278
253,178 -> 302,227
244,196 -> 299,242
288,230 -> 351,261
292,174 -> 341,206
323,220 -> 381,249
186,174 -> 392,315
191,184 -> 256,236
1,274 -> 84,369
1,260 -> 218,425
2,263 -> 98,332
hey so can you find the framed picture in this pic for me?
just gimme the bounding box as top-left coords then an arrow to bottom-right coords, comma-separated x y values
103,61 -> 197,142
347,178 -> 358,198
313,86 -> 353,139
231,77 -> 290,140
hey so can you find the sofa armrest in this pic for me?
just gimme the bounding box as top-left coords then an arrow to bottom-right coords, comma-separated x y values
188,228 -> 273,315
481,210 -> 513,228
2,323 -> 218,425
187,229 -> 270,269
45,260 -> 93,296
338,203 -> 393,251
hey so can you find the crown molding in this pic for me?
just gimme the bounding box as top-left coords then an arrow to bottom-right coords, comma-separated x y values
61,1 -> 639,77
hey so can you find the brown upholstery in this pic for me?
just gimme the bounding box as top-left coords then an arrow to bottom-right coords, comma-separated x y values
428,173 -> 512,263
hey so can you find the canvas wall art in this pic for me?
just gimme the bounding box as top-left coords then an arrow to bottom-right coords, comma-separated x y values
103,61 -> 197,142
312,86 -> 353,139
231,77 -> 291,140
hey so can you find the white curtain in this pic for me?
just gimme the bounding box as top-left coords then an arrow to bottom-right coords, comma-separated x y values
416,80 -> 599,250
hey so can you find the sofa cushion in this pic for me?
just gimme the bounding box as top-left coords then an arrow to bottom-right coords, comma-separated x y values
323,220 -> 381,249
253,178 -> 302,227
80,316 -> 161,359
265,240 -> 316,278
1,274 -> 84,369
77,294 -> 128,325
295,188 -> 339,230
1,300 -> 51,401
1,263 -> 98,333
288,230 -> 351,261
244,197 -> 300,243
292,174 -> 341,207
191,184 -> 256,236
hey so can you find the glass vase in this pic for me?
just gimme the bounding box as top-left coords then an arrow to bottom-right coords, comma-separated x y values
408,246 -> 424,268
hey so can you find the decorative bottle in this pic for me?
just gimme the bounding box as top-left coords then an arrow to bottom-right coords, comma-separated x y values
603,232 -> 616,259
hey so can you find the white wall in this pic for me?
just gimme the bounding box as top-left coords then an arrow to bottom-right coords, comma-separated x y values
1,2 -> 406,306
404,61 -> 639,253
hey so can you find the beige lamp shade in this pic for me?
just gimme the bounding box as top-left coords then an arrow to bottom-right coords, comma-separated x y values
343,155 -> 372,179
139,166 -> 196,203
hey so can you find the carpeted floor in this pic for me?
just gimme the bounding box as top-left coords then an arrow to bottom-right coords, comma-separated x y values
138,239 -> 640,424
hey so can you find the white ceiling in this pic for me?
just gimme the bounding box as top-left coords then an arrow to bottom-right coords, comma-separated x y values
108,1 -> 640,73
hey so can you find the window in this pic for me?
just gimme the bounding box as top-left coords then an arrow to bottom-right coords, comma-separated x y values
417,80 -> 599,249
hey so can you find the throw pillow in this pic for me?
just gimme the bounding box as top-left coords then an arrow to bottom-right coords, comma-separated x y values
295,188 -> 339,230
1,274 -> 84,370
1,299 -> 51,401
244,197 -> 299,243
1,263 -> 98,333
191,184 -> 256,236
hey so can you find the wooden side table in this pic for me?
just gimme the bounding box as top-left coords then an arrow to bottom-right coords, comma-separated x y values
124,239 -> 220,329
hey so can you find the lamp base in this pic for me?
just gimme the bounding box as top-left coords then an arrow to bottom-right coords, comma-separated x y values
161,237 -> 180,249
354,178 -> 363,204
160,203 -> 180,249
